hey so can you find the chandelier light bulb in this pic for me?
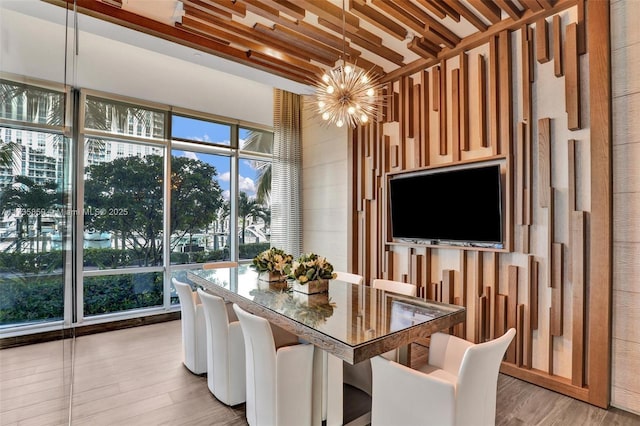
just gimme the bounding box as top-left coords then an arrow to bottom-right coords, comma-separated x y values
314,55 -> 380,127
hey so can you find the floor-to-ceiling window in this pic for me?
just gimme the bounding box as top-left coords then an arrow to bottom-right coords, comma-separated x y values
79,93 -> 167,319
0,79 -> 70,330
0,80 -> 278,334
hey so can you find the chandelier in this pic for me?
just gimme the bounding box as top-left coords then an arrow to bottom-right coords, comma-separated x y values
314,1 -> 380,128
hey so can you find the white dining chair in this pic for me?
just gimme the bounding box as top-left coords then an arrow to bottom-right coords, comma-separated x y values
233,304 -> 315,426
173,278 -> 207,375
371,328 -> 516,426
344,278 -> 418,397
197,289 -> 246,406
334,270 -> 364,285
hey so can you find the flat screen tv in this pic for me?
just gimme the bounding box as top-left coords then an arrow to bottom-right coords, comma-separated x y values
388,161 -> 504,249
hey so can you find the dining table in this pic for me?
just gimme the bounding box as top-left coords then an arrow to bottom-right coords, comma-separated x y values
187,265 -> 466,426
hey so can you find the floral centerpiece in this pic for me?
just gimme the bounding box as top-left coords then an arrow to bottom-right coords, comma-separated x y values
251,247 -> 293,283
288,252 -> 337,294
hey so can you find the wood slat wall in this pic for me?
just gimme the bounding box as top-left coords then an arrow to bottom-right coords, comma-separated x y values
349,2 -> 613,409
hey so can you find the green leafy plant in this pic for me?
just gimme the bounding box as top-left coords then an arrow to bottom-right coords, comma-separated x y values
288,252 -> 337,284
251,247 -> 293,274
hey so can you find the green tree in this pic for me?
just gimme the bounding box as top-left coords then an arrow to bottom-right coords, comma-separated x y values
0,176 -> 60,253
84,154 -> 223,266
238,191 -> 268,245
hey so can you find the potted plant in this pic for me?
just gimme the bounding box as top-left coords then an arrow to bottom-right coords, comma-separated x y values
288,252 -> 337,294
251,247 -> 293,284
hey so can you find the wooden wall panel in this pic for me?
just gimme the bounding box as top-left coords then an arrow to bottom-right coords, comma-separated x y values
489,35 -> 500,155
572,211 -> 586,387
553,14 -> 563,77
459,52 -> 469,152
538,118 -> 551,207
477,54 -> 488,148
348,2 -> 613,410
536,18 -> 550,63
565,23 -> 581,130
451,68 -> 461,162
506,265 -> 518,363
498,30 -> 512,155
439,60 -> 447,156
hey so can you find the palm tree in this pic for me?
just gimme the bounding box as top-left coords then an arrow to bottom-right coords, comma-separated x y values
237,191 -> 268,245
0,176 -> 59,253
242,130 -> 273,205
0,140 -> 21,169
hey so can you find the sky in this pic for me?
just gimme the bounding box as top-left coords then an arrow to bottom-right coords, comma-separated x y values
171,115 -> 262,200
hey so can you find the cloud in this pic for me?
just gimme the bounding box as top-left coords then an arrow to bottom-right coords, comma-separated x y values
222,189 -> 230,201
239,176 -> 256,194
182,151 -> 198,160
219,171 -> 230,182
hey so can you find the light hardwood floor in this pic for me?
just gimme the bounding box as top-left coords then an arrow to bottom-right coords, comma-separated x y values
1,320 -> 639,425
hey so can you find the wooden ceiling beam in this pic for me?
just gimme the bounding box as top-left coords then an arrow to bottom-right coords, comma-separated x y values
467,0 -> 503,24
182,0 -> 232,20
425,0 -> 461,22
370,0 -> 424,35
177,18 -> 235,45
295,0 -> 361,33
179,15 -> 322,75
261,0 -> 306,20
239,0 -> 280,19
382,0 -> 577,83
414,0 -> 446,20
407,36 -> 439,60
245,50 -> 316,84
205,0 -> 246,17
349,0 -> 407,41
537,0 -> 556,9
271,23 -> 347,59
189,12 -> 316,63
318,17 -> 404,66
100,0 -> 122,7
495,0 -> 523,21
274,16 -> 363,59
253,23 -> 338,66
441,0 -> 489,31
519,0 -> 544,12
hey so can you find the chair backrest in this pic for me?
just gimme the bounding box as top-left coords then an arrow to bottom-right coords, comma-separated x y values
173,278 -> 196,318
372,278 -> 417,297
203,261 -> 239,269
173,277 -> 207,374
335,271 -> 364,285
198,289 -> 245,405
455,328 -> 516,426
233,304 -> 277,426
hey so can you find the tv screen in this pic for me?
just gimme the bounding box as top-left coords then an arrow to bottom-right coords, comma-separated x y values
389,162 -> 503,248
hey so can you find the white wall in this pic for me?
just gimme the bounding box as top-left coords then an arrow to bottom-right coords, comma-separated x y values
0,1 -> 275,126
301,100 -> 350,273
611,0 -> 640,415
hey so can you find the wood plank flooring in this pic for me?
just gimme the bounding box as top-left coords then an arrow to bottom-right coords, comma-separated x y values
1,320 -> 639,425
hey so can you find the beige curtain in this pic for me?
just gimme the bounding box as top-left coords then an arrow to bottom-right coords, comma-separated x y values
271,88 -> 302,257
